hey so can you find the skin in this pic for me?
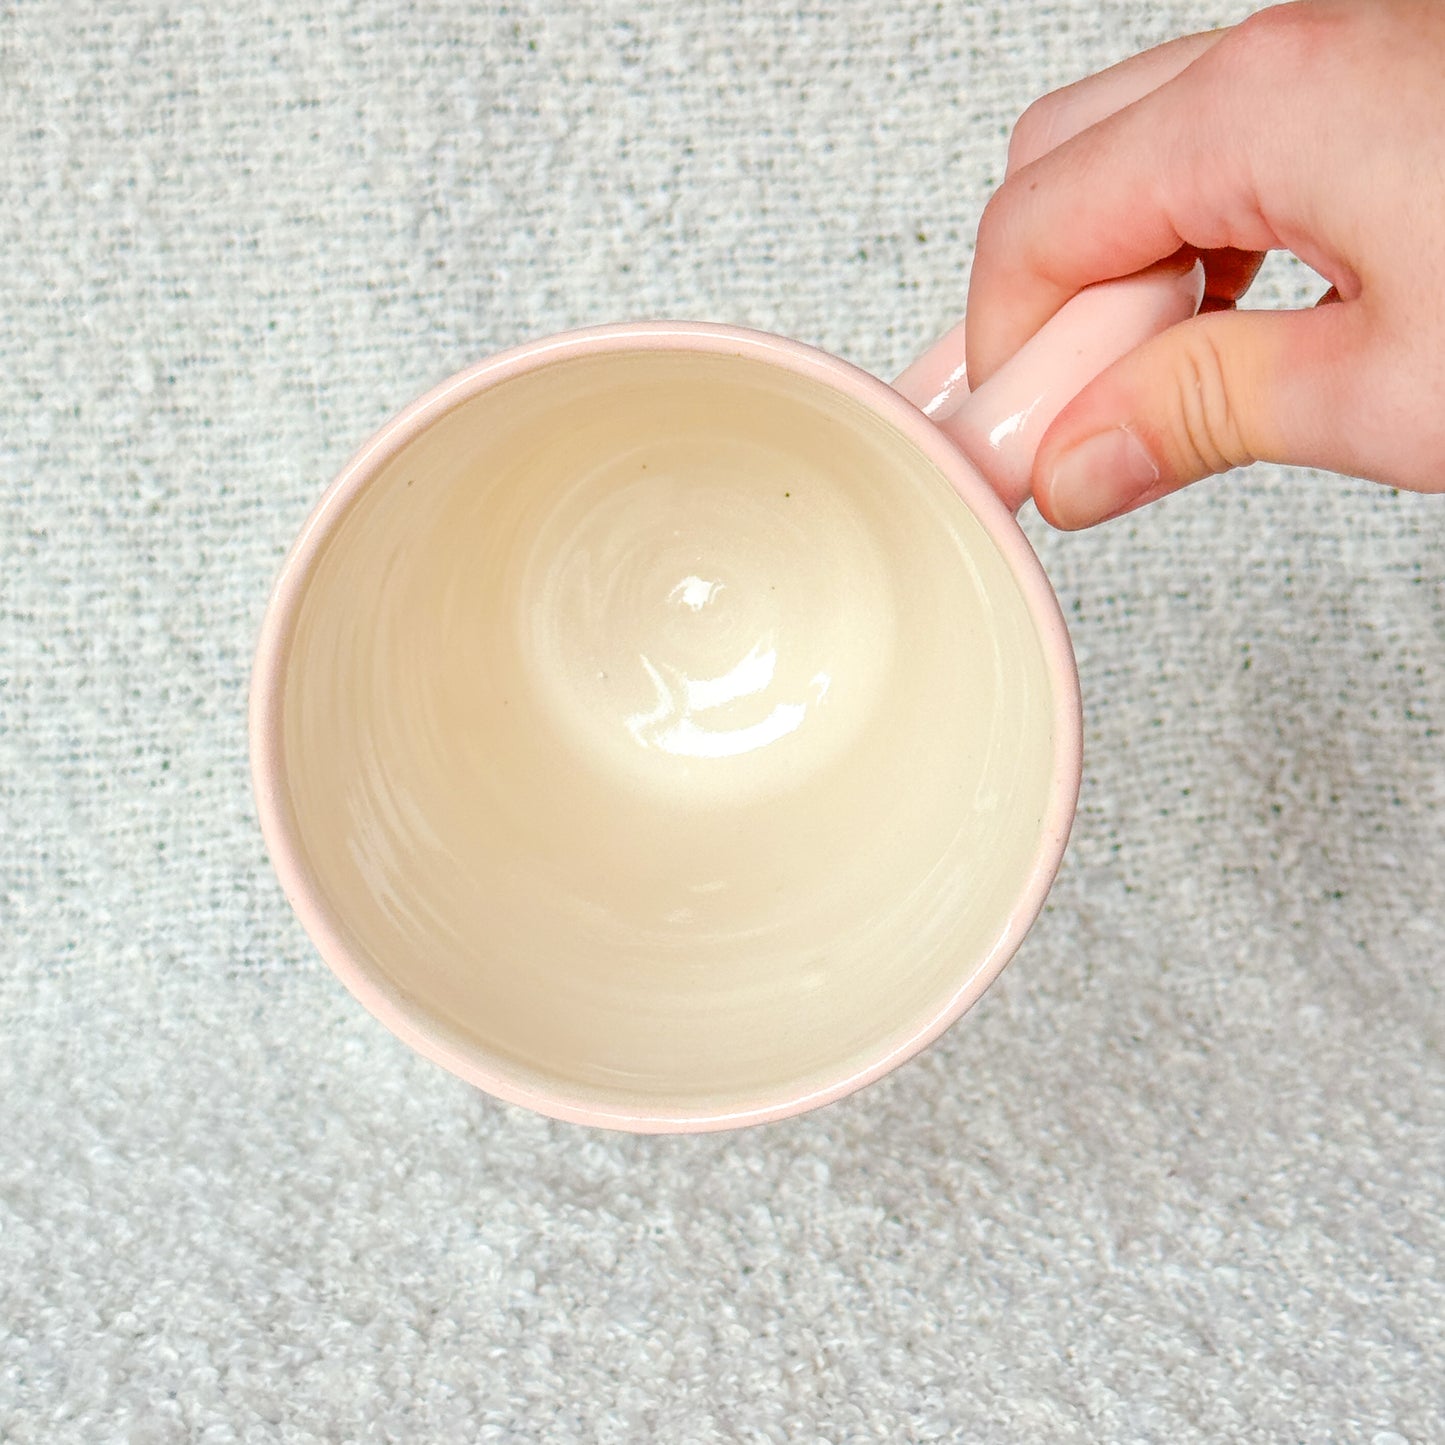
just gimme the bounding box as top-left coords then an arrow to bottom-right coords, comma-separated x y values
965,0 -> 1445,529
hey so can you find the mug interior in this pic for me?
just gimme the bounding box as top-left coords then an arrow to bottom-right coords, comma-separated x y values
262,340 -> 1063,1127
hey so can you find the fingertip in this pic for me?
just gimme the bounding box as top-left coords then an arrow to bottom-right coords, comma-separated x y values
1034,424 -> 1163,530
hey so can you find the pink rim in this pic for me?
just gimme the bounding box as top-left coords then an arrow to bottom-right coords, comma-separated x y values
248,321 -> 1083,1133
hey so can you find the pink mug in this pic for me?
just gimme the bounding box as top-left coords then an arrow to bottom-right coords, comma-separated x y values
250,261 -> 1204,1132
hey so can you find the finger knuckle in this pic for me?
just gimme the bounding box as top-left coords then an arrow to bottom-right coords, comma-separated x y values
974,180 -> 1058,292
1222,1 -> 1342,82
1174,327 -> 1255,477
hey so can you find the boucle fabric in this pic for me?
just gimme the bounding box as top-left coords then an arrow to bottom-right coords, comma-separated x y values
2,2 -> 1441,1440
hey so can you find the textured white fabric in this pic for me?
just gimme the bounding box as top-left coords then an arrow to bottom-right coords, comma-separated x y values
3,2 -> 1443,1440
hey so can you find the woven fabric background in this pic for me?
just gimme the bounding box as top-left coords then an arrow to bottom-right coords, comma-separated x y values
3,2 -> 1443,1440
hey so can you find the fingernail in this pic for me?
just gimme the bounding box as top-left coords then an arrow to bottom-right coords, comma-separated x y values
1044,427 -> 1160,529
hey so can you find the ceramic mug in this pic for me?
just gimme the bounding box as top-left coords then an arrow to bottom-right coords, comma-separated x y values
250,260 -> 1204,1132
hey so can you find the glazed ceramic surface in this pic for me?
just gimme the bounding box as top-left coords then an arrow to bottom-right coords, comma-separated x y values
251,265 -> 1203,1131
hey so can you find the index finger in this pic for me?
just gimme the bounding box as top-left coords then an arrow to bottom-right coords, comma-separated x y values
966,24 -> 1276,386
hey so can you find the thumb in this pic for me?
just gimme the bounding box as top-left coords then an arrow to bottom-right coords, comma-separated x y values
1032,301 -> 1371,529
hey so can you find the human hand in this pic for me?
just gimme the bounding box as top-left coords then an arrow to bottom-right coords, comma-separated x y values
966,0 -> 1445,529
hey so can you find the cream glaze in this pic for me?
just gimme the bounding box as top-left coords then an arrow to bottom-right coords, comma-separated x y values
279,349 -> 1054,1111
